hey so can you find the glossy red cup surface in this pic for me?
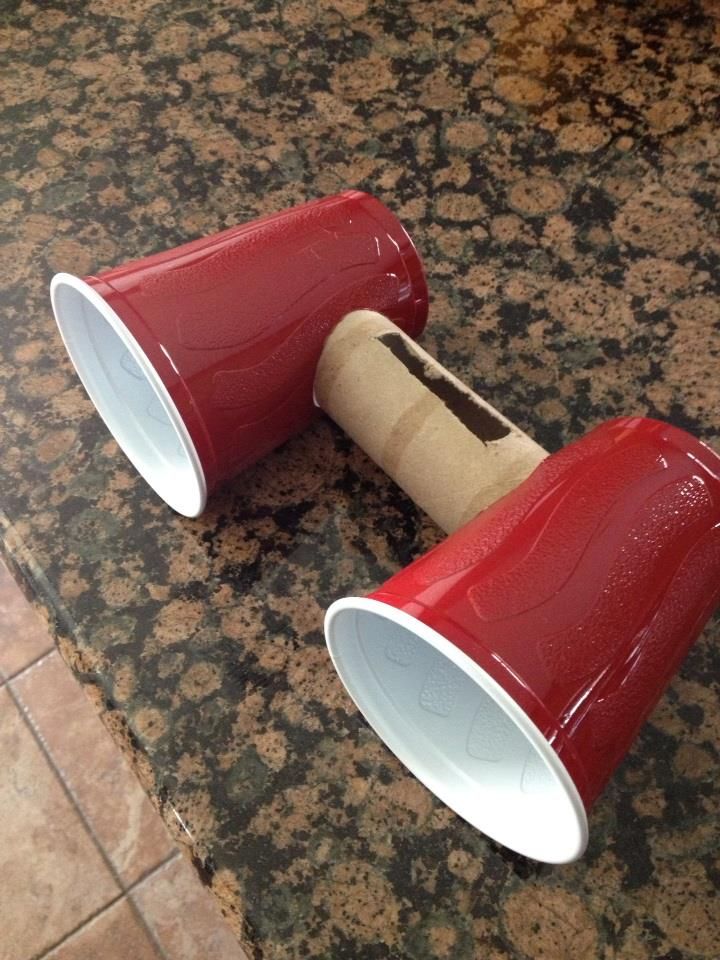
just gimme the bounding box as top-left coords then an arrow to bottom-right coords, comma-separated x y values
326,418 -> 720,861
51,190 -> 428,514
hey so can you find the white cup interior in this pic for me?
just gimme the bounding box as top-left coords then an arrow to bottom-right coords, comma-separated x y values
325,597 -> 588,863
50,273 -> 206,517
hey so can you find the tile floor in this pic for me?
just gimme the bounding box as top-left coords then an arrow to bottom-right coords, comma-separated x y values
0,556 -> 249,960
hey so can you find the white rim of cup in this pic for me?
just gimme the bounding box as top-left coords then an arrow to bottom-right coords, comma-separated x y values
325,596 -> 589,864
50,273 -> 207,517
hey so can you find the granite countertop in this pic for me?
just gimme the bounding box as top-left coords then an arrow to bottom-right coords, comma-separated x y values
1,1 -> 719,957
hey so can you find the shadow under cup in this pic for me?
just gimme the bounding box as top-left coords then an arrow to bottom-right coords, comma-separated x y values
325,417 -> 720,863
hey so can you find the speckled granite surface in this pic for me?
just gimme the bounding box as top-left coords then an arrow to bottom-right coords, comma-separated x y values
1,1 -> 719,957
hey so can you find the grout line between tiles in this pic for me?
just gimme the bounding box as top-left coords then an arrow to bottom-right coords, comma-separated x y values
3,644 -> 56,684
0,527 -> 187,960
7,678 -> 127,887
123,851 -> 181,960
33,850 -> 181,960
6,682 -> 177,960
31,889 -> 128,960
127,847 -> 181,893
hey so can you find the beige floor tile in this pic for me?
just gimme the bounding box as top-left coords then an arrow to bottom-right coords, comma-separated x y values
0,686 -> 119,960
0,557 -> 53,677
45,897 -> 161,960
13,651 -> 175,887
133,855 -> 250,960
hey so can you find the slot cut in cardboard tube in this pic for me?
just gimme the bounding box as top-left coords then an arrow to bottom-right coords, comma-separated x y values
314,310 -> 548,533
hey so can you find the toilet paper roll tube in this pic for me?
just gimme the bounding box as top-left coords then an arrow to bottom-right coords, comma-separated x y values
314,310 -> 547,533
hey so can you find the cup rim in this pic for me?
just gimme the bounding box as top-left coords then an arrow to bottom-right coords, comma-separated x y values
325,595 -> 589,864
50,272 -> 207,517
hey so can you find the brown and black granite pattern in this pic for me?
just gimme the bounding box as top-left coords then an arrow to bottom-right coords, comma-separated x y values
1,0 -> 720,957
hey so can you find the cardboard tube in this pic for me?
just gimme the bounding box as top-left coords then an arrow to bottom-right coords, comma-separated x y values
314,310 -> 548,534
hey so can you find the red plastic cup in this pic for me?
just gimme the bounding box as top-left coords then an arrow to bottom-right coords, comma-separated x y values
50,191 -> 428,515
325,417 -> 720,863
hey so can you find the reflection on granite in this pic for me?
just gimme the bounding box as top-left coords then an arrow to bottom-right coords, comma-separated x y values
1,1 -> 719,957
